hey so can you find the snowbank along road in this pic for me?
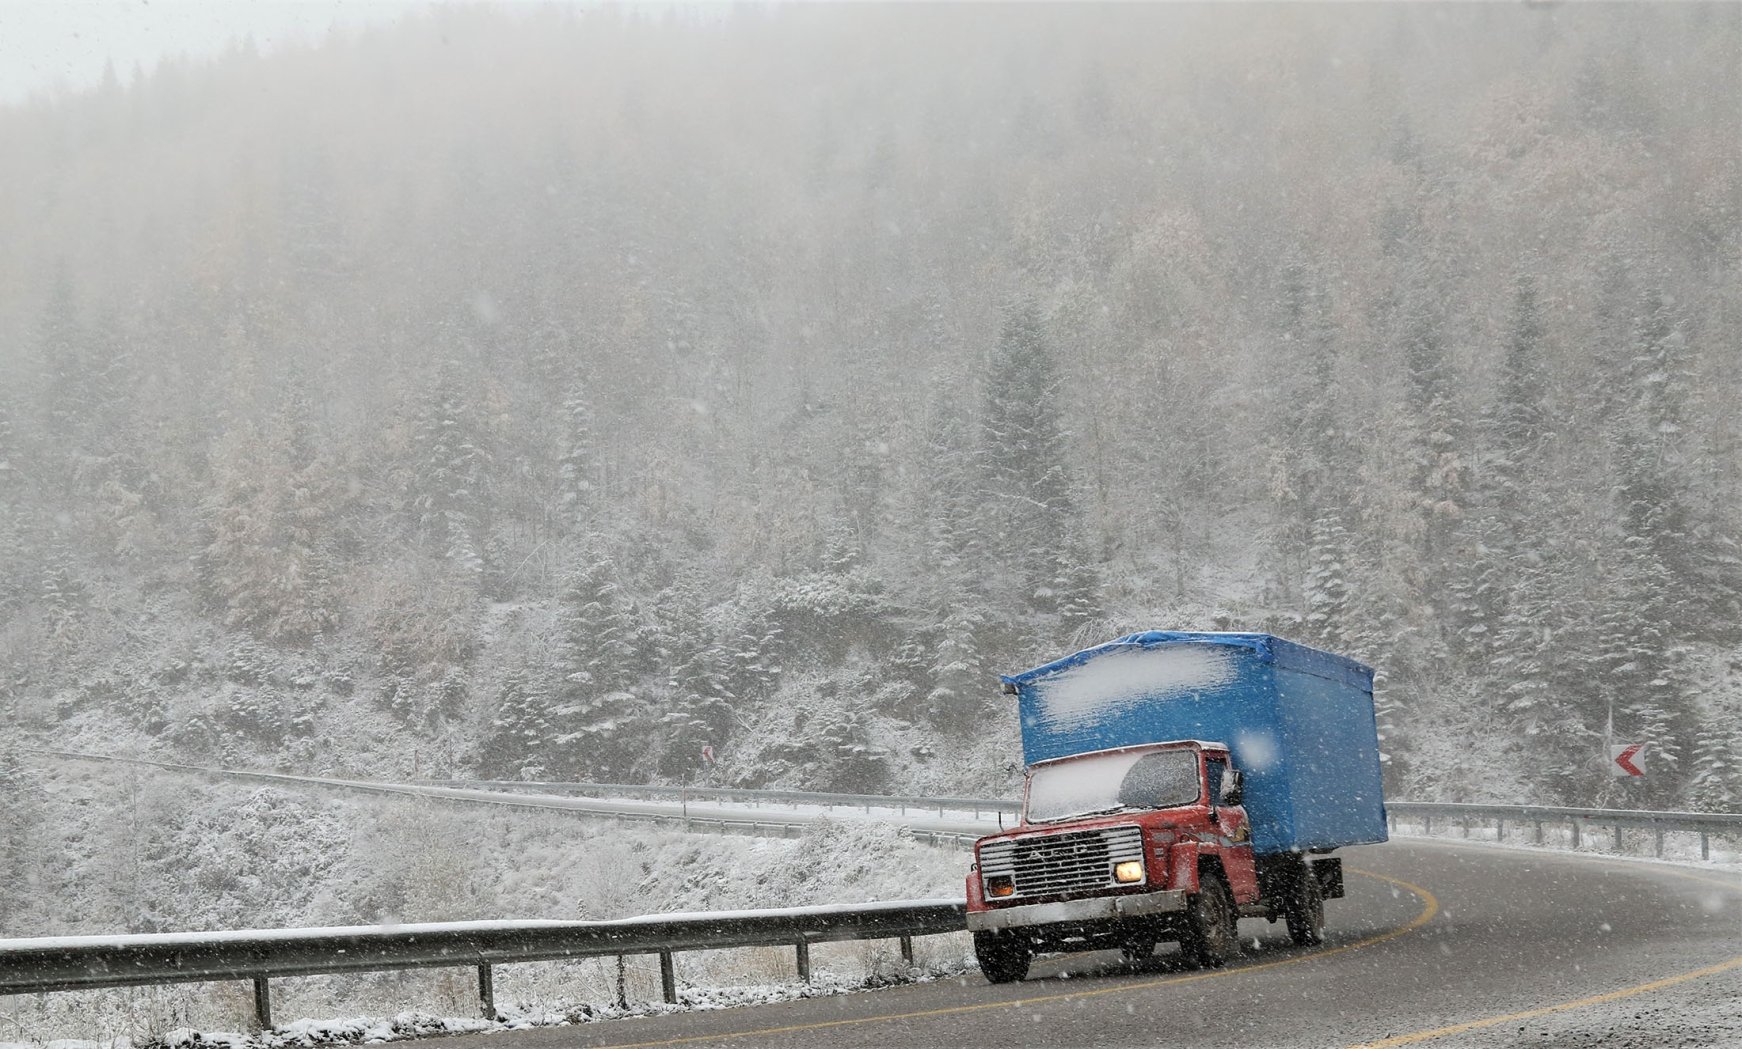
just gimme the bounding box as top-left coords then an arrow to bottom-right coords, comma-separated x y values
416,838 -> 1741,1049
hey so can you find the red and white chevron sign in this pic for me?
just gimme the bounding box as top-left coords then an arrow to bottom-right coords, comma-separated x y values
1609,743 -> 1646,778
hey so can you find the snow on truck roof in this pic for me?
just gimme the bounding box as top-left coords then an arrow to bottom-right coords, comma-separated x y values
1000,631 -> 1373,693
1027,740 -> 1228,768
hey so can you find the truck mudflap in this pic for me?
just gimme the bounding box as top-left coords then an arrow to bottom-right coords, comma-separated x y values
967,889 -> 1189,933
1314,857 -> 1344,899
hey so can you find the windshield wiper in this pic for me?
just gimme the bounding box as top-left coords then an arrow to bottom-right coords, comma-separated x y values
1037,804 -> 1130,822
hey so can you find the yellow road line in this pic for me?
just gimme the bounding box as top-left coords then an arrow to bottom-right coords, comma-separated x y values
1347,953 -> 1742,1048
590,869 -> 1439,1049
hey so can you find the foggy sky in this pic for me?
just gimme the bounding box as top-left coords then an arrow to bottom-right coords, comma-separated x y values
0,0 -> 423,104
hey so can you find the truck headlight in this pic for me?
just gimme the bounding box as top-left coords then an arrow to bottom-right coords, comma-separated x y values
1114,860 -> 1145,884
985,875 -> 1015,898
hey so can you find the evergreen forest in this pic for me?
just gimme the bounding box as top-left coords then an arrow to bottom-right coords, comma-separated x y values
1,3 -> 1738,820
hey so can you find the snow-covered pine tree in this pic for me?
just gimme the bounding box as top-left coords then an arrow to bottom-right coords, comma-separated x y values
1625,291 -> 1741,633
41,535 -> 84,648
1266,253 -> 1346,604
482,668 -> 553,776
1400,284 -> 1469,618
1454,274 -> 1553,664
0,397 -> 31,614
38,265 -> 87,465
409,362 -> 491,581
548,537 -> 642,778
926,602 -> 989,732
657,638 -> 736,780
1687,721 -> 1739,813
200,387 -> 338,644
1303,512 -> 1355,651
1599,430 -> 1696,801
727,606 -> 784,703
556,378 -> 599,530
916,403 -> 987,605
979,301 -> 1078,616
264,384 -> 339,641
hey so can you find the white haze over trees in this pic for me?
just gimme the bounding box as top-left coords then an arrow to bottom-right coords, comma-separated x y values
1,4 -> 1739,947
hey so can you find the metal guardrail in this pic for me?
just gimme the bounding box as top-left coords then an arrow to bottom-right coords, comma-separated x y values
418,779 -> 1022,819
1386,801 -> 1742,860
0,899 -> 969,1029
30,753 -> 1000,846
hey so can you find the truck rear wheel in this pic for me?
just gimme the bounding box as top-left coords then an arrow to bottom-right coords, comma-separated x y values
1181,872 -> 1240,969
1285,863 -> 1326,946
973,931 -> 1031,984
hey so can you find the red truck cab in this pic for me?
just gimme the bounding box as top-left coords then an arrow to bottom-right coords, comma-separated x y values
966,740 -> 1327,983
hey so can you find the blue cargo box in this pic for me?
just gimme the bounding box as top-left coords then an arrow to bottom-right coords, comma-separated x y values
1002,631 -> 1388,856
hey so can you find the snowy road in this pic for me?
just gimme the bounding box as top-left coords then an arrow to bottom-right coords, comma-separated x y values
418,838 -> 1742,1049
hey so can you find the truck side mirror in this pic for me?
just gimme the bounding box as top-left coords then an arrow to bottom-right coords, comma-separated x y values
1220,770 -> 1244,807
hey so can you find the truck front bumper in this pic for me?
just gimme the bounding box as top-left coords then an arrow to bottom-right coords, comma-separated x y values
967,889 -> 1189,933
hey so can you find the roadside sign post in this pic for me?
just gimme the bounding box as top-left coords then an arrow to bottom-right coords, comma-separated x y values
1609,743 -> 1645,778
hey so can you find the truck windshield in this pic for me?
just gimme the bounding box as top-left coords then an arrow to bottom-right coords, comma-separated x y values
1025,749 -> 1201,823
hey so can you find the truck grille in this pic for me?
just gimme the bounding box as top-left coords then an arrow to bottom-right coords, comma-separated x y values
979,825 -> 1145,900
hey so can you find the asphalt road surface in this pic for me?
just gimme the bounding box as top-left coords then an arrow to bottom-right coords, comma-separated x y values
424,839 -> 1742,1048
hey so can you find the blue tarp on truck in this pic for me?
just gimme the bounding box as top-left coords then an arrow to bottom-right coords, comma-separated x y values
1001,631 -> 1388,855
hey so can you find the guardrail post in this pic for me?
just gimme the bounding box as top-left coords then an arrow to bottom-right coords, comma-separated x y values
1424,815 -> 1432,834
1701,831 -> 1710,861
1654,827 -> 1664,858
1571,820 -> 1581,848
1534,820 -> 1543,844
478,964 -> 495,1019
252,976 -> 272,1030
796,941 -> 811,983
899,935 -> 914,966
1614,823 -> 1623,852
1495,818 -> 1504,841
660,951 -> 677,1004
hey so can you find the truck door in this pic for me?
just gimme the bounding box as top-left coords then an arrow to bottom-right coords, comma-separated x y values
1206,756 -> 1260,903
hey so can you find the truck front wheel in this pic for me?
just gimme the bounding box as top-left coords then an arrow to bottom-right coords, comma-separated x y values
1180,872 -> 1240,969
973,931 -> 1031,984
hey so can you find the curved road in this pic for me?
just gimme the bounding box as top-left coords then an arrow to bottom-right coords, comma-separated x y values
426,839 -> 1741,1048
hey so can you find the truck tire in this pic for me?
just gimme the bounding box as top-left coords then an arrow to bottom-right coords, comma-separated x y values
1180,872 -> 1240,969
1285,863 -> 1325,946
973,931 -> 1031,984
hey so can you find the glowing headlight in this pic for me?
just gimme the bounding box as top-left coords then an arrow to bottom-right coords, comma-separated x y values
1114,861 -> 1145,884
985,875 -> 1015,898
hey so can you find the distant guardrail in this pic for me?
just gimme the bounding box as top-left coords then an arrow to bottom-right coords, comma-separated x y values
1386,801 -> 1742,860
417,778 -> 1021,818
0,899 -> 968,1030
32,752 -> 1003,845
